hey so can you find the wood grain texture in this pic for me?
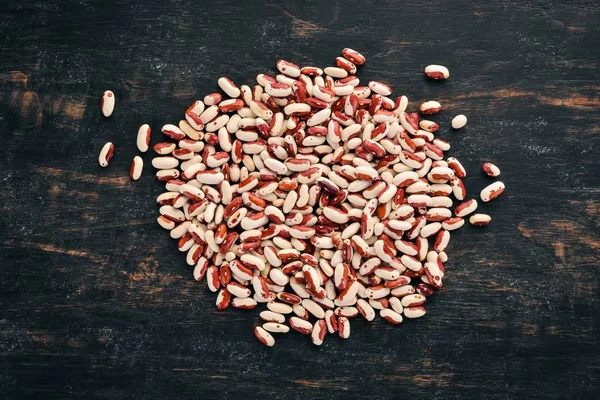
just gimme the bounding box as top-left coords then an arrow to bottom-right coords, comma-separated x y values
0,0 -> 599,398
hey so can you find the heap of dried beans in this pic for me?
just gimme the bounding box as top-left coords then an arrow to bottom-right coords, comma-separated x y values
100,48 -> 505,347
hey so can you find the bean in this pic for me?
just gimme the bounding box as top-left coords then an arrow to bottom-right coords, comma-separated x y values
424,65 -> 450,80
420,101 -> 441,114
324,66 -> 348,79
302,298 -> 325,319
451,114 -> 467,129
232,297 -> 257,310
217,77 -> 240,98
442,217 -> 465,231
380,308 -> 403,324
152,156 -> 179,170
403,306 -> 426,319
480,181 -> 505,202
419,119 -> 439,132
262,322 -> 289,333
136,124 -> 151,152
338,316 -> 351,339
368,81 -> 391,96
161,124 -> 186,140
98,142 -> 114,167
469,213 -> 492,226
254,326 -> 275,347
130,156 -> 143,180
154,142 -> 176,155
267,301 -> 293,314
276,60 -> 301,78
482,162 -> 501,177
310,320 -> 327,346
101,90 -> 115,117
289,317 -> 313,334
341,48 -> 366,65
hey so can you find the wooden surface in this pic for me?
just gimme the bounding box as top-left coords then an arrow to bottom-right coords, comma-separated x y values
1,1 -> 599,398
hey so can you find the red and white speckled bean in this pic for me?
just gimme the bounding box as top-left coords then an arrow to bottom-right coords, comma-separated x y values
218,77 -> 241,98
311,320 -> 327,346
482,162 -> 501,177
254,326 -> 275,347
380,308 -> 403,324
424,64 -> 449,80
420,101 -> 441,114
130,156 -> 143,180
289,316 -> 313,334
136,124 -> 151,152
101,90 -> 115,117
469,213 -> 491,226
480,181 -> 505,202
403,306 -> 426,319
98,142 -> 114,167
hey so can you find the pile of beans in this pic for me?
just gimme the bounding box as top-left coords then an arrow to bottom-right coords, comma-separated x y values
99,48 -> 505,347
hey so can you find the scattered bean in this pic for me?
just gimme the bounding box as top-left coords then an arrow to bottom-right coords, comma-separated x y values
101,90 -> 115,117
451,114 -> 467,129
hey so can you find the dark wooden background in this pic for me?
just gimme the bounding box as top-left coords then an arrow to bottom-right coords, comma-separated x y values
1,0 -> 598,398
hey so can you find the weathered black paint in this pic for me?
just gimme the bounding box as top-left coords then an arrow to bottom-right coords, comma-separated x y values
1,1 -> 598,398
